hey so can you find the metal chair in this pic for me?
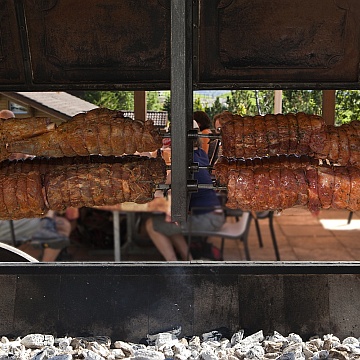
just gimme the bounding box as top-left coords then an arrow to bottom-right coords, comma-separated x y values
221,208 -> 280,260
0,221 -> 38,261
224,208 -> 264,248
0,243 -> 38,262
183,210 -> 252,260
183,208 -> 280,260
213,188 -> 281,258
208,138 -> 221,167
253,211 -> 280,261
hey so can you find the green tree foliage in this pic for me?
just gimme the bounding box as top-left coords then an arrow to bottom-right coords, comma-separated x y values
83,90 -> 360,127
162,93 -> 171,121
83,91 -> 134,110
335,90 -> 360,125
83,91 -> 161,111
146,91 -> 162,111
282,90 -> 322,115
207,97 -> 227,119
226,90 -> 275,115
193,97 -> 204,111
223,89 -> 360,125
224,90 -> 323,117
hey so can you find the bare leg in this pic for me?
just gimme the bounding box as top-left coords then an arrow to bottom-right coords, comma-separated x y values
145,218 -> 178,261
17,215 -> 71,262
40,216 -> 72,262
17,242 -> 42,260
42,248 -> 62,262
17,243 -> 62,262
170,234 -> 193,261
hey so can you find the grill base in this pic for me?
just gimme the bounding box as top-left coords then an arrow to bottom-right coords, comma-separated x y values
0,262 -> 359,342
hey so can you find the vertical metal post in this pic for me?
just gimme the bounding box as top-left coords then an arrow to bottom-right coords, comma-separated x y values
9,220 -> 16,247
171,0 -> 193,223
113,211 -> 121,261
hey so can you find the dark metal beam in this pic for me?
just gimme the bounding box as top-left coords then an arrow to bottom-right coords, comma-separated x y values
13,0 -> 33,87
170,0 -> 193,222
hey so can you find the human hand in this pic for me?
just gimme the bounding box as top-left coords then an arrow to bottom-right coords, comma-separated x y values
65,207 -> 79,220
147,197 -> 171,217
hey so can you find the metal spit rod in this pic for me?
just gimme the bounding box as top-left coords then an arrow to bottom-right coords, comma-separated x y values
161,130 -> 221,140
165,163 -> 213,171
156,182 -> 227,192
159,129 -> 224,195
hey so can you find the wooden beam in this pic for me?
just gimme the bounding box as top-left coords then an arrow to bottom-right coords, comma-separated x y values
274,90 -> 283,114
134,91 -> 147,121
322,90 -> 336,125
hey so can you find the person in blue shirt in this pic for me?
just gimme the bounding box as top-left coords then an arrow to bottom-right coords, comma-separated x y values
145,122 -> 225,261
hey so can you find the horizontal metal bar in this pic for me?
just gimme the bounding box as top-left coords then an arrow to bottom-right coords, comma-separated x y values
166,165 -> 213,171
1,81 -> 360,92
0,83 -> 171,92
1,262 -> 360,275
194,82 -> 360,90
162,132 -> 221,139
156,183 -> 226,191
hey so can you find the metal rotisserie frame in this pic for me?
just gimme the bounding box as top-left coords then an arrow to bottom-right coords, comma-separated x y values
0,0 -> 360,342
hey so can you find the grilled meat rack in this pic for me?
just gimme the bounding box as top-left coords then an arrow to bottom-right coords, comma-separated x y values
1,0 -> 360,343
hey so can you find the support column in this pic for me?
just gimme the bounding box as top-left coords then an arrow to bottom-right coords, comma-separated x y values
322,90 -> 336,125
274,90 -> 283,114
134,91 -> 147,121
170,0 -> 193,223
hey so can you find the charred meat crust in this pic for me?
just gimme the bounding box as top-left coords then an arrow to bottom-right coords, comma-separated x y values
0,155 -> 166,219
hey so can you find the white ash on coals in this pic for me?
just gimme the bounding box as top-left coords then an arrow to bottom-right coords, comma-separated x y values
1,329 -> 360,360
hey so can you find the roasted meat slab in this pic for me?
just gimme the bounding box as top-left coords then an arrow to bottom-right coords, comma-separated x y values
218,111 -> 360,166
0,155 -> 166,219
4,108 -> 163,160
215,155 -> 360,214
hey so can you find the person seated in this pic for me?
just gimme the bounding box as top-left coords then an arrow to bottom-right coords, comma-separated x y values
211,112 -> 226,160
0,109 -> 79,261
193,111 -> 213,155
0,109 -> 16,120
0,209 -> 78,261
145,121 -> 225,261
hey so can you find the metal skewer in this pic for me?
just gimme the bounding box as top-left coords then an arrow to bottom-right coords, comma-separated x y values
165,164 -> 213,171
161,132 -> 221,140
156,183 -> 227,191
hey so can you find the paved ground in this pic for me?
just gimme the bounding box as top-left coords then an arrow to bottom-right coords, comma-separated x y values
217,207 -> 360,262
64,207 -> 360,262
